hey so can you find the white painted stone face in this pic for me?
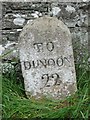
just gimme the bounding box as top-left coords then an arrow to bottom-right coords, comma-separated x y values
18,16 -> 77,99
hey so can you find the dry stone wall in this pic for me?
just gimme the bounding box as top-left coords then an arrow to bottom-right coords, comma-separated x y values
1,1 -> 90,67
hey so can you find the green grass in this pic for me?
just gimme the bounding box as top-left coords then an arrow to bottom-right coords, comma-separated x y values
1,62 -> 90,119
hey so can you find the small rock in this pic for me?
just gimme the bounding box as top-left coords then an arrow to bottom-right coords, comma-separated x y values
84,18 -> 88,27
51,7 -> 61,16
88,58 -> 90,63
13,17 -> 25,26
32,4 -> 35,7
65,21 -> 76,27
5,13 -> 13,18
13,14 -> 27,18
77,21 -> 82,27
27,20 -> 33,24
13,14 -> 21,18
17,29 -> 22,32
35,11 -> 39,15
0,45 -> 5,55
13,50 -> 17,53
21,14 -> 27,18
31,13 -> 38,18
4,41 -> 17,49
65,5 -> 76,13
83,0 -> 88,2
39,13 -> 42,17
9,32 -> 15,34
31,11 -> 39,18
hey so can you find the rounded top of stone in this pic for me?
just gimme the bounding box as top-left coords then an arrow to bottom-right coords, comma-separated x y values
19,16 -> 71,40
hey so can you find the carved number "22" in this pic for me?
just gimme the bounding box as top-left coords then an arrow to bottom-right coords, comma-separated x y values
41,73 -> 62,87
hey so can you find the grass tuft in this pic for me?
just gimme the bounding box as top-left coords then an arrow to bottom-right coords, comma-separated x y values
1,60 -> 89,119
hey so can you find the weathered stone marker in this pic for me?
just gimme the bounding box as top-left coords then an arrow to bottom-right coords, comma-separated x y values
19,16 -> 77,99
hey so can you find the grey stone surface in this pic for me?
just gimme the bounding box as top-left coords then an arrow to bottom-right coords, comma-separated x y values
1,2 -> 89,64
0,0 -> 89,2
2,2 -> 90,50
19,16 -> 77,99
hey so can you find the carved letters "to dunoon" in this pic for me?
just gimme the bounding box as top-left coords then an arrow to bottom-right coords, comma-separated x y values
19,17 -> 77,99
